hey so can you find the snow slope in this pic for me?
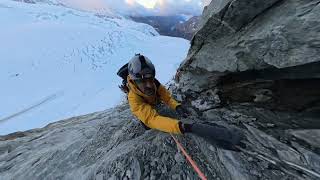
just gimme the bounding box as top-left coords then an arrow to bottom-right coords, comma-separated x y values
0,0 -> 190,135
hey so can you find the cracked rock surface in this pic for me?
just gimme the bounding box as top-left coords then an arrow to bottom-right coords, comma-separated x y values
174,0 -> 320,179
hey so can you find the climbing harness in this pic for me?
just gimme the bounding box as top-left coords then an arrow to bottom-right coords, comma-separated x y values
170,134 -> 207,180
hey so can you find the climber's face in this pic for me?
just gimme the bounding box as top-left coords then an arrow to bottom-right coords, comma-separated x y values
135,77 -> 156,96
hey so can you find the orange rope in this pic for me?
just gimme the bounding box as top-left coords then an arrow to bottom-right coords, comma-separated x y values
170,134 -> 207,180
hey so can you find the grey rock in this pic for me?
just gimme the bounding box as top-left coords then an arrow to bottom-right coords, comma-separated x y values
0,98 -> 318,180
150,175 -> 156,180
150,161 -> 156,167
191,89 -> 221,111
126,170 -> 132,179
290,130 -> 320,149
174,152 -> 184,164
266,123 -> 275,128
172,174 -> 181,180
95,173 -> 103,180
174,0 -> 320,179
178,0 -> 320,93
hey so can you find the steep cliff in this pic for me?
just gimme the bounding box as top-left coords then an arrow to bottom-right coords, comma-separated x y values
175,0 -> 320,179
1,0 -> 320,180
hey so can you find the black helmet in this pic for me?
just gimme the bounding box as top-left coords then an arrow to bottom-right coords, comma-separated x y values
128,54 -> 155,80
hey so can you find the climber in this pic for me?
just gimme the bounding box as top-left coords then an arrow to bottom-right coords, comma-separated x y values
117,53 -> 245,151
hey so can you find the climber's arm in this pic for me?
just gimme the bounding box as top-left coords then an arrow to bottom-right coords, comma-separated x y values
157,84 -> 180,110
128,92 -> 182,134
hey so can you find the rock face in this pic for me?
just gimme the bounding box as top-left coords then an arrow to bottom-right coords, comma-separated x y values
0,105 -> 218,180
171,16 -> 201,40
1,0 -> 320,180
186,0 -> 320,72
174,0 -> 320,179
177,0 -> 320,111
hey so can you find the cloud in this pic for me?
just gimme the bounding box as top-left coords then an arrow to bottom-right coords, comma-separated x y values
151,0 -> 205,16
129,0 -> 212,16
56,0 -> 211,16
202,0 -> 211,7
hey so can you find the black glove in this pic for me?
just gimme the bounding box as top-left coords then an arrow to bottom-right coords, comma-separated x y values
176,105 -> 190,118
186,123 -> 246,151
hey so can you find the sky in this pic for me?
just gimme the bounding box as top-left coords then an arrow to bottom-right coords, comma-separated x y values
60,0 -> 212,16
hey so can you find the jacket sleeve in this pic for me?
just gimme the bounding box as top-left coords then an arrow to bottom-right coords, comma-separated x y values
128,92 -> 182,134
157,84 -> 181,110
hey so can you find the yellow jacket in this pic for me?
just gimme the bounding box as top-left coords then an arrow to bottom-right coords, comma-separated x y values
127,76 -> 182,134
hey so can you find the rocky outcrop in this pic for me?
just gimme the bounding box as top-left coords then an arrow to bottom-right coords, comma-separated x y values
1,105 -> 319,180
1,0 -> 320,180
176,0 -> 320,112
182,0 -> 320,72
174,0 -> 320,179
171,16 -> 201,40
0,104 -> 219,180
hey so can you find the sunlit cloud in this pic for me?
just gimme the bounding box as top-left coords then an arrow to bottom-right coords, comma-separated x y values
135,0 -> 158,9
58,0 -> 211,16
125,0 -> 135,6
134,0 -> 211,10
150,0 -> 207,16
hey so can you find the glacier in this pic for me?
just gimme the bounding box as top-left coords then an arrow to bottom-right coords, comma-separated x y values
0,0 -> 189,135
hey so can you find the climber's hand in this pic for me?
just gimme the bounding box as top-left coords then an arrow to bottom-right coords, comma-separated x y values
176,105 -> 190,118
190,123 -> 246,152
